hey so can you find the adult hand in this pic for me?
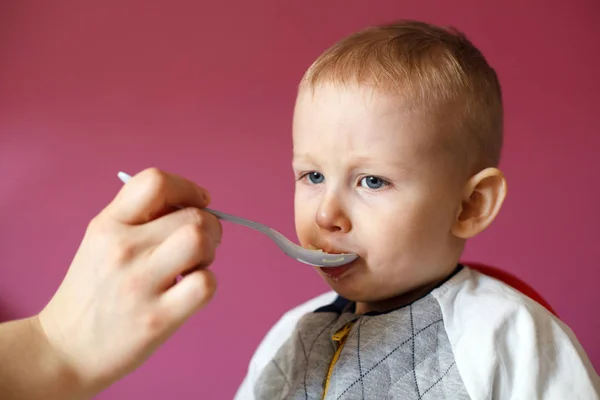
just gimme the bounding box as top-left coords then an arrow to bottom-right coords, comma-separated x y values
1,168 -> 222,399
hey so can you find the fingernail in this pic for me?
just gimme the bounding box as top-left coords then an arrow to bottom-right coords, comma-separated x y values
198,188 -> 210,205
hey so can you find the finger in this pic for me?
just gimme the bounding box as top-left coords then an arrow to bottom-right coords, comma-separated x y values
133,206 -> 222,249
145,222 -> 220,289
107,168 -> 211,225
159,269 -> 217,330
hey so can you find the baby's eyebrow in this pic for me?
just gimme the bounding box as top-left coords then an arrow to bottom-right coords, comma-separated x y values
292,153 -> 413,176
291,152 -> 315,164
348,155 -> 413,171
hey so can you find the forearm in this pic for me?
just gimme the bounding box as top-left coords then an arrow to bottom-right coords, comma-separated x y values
0,316 -> 89,400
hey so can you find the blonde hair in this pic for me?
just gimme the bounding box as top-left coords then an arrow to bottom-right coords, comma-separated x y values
299,20 -> 503,173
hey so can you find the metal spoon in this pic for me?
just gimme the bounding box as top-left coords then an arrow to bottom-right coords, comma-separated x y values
117,171 -> 358,267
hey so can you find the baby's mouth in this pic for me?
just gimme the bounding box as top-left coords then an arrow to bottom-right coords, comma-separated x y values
306,244 -> 360,281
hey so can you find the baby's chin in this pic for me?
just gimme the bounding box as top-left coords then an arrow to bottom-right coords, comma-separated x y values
315,266 -> 391,303
316,265 -> 432,309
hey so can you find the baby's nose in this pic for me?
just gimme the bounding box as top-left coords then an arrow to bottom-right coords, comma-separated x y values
315,196 -> 352,233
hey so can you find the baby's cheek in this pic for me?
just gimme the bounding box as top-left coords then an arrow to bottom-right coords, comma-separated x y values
293,220 -> 314,246
376,226 -> 425,263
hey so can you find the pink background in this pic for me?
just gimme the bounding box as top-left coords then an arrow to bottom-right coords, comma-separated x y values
1,1 -> 598,398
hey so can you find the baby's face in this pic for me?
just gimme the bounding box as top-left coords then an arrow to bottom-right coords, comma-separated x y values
292,83 -> 466,312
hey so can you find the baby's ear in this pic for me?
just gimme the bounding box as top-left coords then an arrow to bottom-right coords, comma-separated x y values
451,167 -> 507,239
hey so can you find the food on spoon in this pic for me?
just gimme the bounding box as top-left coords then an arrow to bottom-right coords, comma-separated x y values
307,244 -> 325,252
307,244 -> 354,264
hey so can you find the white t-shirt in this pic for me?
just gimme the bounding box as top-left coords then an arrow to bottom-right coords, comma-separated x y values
234,266 -> 600,399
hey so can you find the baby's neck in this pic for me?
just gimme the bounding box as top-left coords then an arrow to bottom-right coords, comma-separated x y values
354,265 -> 461,315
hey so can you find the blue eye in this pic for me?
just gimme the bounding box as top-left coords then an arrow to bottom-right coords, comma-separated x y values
307,172 -> 324,184
360,176 -> 387,189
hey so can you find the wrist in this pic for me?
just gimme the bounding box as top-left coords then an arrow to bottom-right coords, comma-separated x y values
0,316 -> 91,400
29,315 -> 93,400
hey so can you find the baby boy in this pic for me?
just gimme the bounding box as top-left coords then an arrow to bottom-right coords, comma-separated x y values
236,20 -> 599,399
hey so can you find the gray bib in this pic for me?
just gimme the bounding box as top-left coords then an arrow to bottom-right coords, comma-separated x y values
254,282 -> 470,399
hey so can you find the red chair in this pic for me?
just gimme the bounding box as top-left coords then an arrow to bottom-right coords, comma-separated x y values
464,261 -> 557,317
